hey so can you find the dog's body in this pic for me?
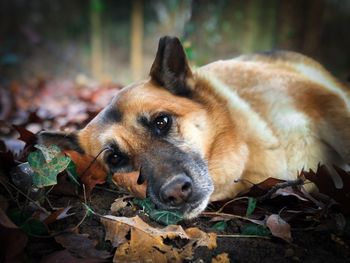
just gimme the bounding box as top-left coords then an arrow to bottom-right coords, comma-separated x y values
40,37 -> 350,218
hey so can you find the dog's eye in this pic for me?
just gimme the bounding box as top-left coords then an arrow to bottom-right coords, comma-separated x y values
106,151 -> 127,167
153,114 -> 172,135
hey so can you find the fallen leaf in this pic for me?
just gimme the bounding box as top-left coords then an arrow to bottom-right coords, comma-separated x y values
241,224 -> 271,236
28,145 -> 71,187
35,206 -> 74,225
271,187 -> 309,201
35,144 -> 61,162
247,178 -> 285,196
101,215 -> 216,262
40,249 -> 107,263
8,208 -> 48,236
266,214 -> 292,242
112,171 -> 146,198
0,208 -> 28,263
65,150 -> 107,193
185,227 -> 217,249
13,125 -> 37,147
302,165 -> 350,214
211,253 -> 230,263
133,198 -> 184,225
110,197 -> 129,214
55,232 -> 111,259
211,221 -> 228,231
246,197 -> 257,216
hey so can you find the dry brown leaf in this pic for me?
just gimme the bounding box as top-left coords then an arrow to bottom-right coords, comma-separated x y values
112,171 -> 147,198
185,227 -> 217,249
0,208 -> 28,263
302,165 -> 350,214
211,253 -> 230,263
110,197 -> 130,214
64,150 -> 107,193
266,214 -> 292,243
271,187 -> 309,201
247,177 -> 286,196
101,215 -> 217,263
40,249 -> 107,263
55,232 -> 111,259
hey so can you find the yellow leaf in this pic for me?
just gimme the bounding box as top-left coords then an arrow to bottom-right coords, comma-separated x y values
101,215 -> 217,263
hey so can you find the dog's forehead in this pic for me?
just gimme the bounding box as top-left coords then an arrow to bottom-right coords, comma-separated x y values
110,80 -> 201,117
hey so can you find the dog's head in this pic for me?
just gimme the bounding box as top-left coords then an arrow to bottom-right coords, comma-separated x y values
39,37 -> 215,218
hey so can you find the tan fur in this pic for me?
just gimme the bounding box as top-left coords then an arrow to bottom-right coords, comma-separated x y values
77,50 -> 349,202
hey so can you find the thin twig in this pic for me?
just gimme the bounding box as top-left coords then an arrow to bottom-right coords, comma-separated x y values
258,177 -> 305,202
5,180 -> 48,213
201,211 -> 264,225
216,196 -> 249,213
83,184 -> 87,204
69,204 -> 90,232
0,177 -> 19,206
79,147 -> 109,179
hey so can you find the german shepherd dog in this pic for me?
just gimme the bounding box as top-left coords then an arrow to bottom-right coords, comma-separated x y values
39,36 -> 350,218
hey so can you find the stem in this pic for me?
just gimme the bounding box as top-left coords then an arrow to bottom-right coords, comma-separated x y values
258,177 -> 305,202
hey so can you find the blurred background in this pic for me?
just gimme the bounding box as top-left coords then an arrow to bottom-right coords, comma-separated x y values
0,0 -> 349,130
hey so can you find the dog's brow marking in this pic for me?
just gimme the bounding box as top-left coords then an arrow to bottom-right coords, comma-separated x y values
101,106 -> 122,123
137,115 -> 149,127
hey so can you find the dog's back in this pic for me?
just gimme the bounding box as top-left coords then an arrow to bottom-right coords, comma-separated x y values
198,51 -> 350,192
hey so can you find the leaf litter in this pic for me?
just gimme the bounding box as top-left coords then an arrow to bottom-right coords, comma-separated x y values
0,79 -> 350,262
101,215 -> 216,262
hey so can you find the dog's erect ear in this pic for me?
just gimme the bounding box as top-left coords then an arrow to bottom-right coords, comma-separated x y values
37,131 -> 84,154
150,36 -> 193,96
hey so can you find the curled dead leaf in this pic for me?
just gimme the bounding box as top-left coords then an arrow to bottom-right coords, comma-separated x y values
211,253 -> 230,263
64,150 -> 107,193
266,214 -> 292,243
101,215 -> 216,263
55,232 -> 111,259
110,197 -> 130,214
112,171 -> 147,198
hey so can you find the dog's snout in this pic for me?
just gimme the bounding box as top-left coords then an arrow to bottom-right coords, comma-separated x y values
160,174 -> 193,206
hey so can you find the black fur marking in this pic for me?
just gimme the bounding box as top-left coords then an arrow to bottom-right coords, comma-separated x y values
103,141 -> 133,173
38,131 -> 84,154
101,105 -> 122,123
150,36 -> 192,97
137,115 -> 150,129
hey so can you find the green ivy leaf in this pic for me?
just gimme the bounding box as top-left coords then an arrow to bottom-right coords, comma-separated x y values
149,210 -> 183,225
212,221 -> 228,231
241,224 -> 271,236
21,218 -> 47,236
133,198 -> 183,225
246,197 -> 257,216
8,209 -> 47,236
35,144 -> 61,162
28,145 -> 71,188
133,198 -> 155,214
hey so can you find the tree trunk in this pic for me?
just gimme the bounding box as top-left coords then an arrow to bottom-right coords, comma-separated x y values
130,0 -> 143,81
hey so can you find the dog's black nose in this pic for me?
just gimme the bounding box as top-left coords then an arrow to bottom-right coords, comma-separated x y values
160,174 -> 193,206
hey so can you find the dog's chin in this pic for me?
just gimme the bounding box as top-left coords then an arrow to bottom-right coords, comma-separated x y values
181,195 -> 211,219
